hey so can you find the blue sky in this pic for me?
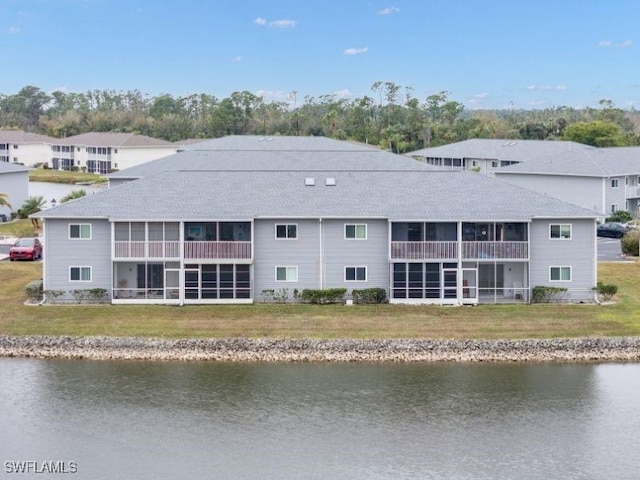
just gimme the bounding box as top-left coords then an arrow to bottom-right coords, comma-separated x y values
1,0 -> 639,110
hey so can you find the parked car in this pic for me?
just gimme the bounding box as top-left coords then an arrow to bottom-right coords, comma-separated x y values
597,222 -> 629,239
9,237 -> 43,261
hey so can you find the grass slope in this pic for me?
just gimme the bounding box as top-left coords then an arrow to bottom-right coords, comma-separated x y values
0,262 -> 638,340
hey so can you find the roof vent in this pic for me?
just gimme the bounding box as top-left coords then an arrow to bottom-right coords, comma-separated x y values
325,177 -> 336,186
305,177 -> 315,186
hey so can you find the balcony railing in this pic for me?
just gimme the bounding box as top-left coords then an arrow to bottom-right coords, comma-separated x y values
184,241 -> 251,259
626,186 -> 640,199
390,241 -> 458,260
390,241 -> 528,260
114,240 -> 252,259
462,241 -> 528,259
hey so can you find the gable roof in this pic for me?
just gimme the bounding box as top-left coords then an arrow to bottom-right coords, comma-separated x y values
495,146 -> 640,177
0,130 -> 56,144
56,132 -> 174,148
39,169 -> 599,221
108,135 -> 433,180
407,139 -> 592,162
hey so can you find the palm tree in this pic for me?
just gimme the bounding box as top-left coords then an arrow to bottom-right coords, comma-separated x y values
20,196 -> 46,228
0,192 -> 11,210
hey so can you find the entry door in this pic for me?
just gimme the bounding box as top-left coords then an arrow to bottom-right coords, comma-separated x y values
462,268 -> 478,304
442,269 -> 457,299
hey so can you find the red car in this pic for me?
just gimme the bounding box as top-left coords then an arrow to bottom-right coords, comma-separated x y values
9,237 -> 43,261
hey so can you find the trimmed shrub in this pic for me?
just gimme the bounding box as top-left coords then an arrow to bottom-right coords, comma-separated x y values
594,282 -> 617,301
25,279 -> 43,303
300,288 -> 347,304
531,286 -> 568,303
351,288 -> 387,304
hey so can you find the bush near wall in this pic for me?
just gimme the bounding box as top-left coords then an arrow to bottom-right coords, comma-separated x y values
531,286 -> 568,303
300,288 -> 347,304
25,279 -> 43,303
351,288 -> 388,304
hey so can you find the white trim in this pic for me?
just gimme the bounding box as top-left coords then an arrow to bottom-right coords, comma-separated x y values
611,178 -> 619,188
344,266 -> 367,282
275,223 -> 298,239
275,265 -> 298,282
68,223 -> 92,240
549,223 -> 572,240
69,266 -> 92,282
549,266 -> 571,282
344,223 -> 367,240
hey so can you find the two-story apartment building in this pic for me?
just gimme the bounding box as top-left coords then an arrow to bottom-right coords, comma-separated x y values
0,130 -> 57,166
50,132 -> 177,173
494,146 -> 640,218
35,136 -> 600,305
0,161 -> 29,218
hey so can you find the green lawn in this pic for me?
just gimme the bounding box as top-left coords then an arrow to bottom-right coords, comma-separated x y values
1,261 -> 638,340
29,168 -> 107,184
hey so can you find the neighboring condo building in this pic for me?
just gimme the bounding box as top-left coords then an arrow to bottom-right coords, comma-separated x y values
0,130 -> 57,166
50,132 -> 177,173
36,136 -> 600,306
0,161 -> 29,218
407,139 -> 591,174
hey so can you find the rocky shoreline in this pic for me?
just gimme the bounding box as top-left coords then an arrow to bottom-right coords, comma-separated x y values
0,336 -> 639,362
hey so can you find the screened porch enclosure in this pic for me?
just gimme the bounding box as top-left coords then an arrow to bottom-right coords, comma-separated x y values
112,261 -> 180,300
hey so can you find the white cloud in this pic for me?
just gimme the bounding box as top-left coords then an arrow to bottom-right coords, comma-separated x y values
254,17 -> 266,25
269,19 -> 297,28
343,47 -> 368,55
599,39 -> 633,48
6,26 -> 21,34
231,56 -> 242,62
473,92 -> 489,99
378,7 -> 400,16
526,84 -> 567,91
333,89 -> 352,98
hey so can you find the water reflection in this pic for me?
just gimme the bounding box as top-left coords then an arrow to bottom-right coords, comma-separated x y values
0,359 -> 637,480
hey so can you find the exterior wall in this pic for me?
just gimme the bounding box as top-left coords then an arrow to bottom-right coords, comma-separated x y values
529,218 -> 596,302
0,170 -> 28,217
43,218 -> 112,302
605,175 -> 627,215
112,147 -> 177,171
4,143 -> 52,167
253,219 -> 320,301
496,173 -> 604,214
322,219 -> 389,294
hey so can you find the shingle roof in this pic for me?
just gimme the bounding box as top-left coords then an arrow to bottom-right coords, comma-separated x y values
109,136 -> 433,180
39,170 -> 599,221
495,146 -> 640,177
0,162 -> 29,173
0,130 -> 56,144
56,132 -> 174,147
407,138 -> 592,162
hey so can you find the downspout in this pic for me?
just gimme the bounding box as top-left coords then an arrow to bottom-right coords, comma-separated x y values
457,221 -> 463,305
39,218 -> 47,305
593,218 -> 600,304
319,218 -> 324,289
179,221 -> 185,306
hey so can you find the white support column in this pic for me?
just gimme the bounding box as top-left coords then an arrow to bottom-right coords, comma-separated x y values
457,221 -> 463,305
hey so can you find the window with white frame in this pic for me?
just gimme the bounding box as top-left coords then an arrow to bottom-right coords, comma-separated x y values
345,266 -> 367,282
69,266 -> 92,282
611,204 -> 619,213
275,266 -> 298,282
276,224 -> 297,239
491,161 -> 498,168
69,224 -> 91,239
611,179 -> 619,188
549,266 -> 571,282
345,224 -> 367,240
549,224 -> 571,239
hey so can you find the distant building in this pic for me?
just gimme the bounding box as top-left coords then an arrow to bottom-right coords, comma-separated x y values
51,132 -> 177,173
0,162 -> 29,218
0,130 -> 57,167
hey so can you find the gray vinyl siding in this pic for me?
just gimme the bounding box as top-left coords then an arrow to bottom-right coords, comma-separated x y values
253,219 -> 320,300
43,218 -> 112,302
322,219 -> 389,294
605,175 -> 626,214
496,173 -> 604,215
529,219 -> 596,301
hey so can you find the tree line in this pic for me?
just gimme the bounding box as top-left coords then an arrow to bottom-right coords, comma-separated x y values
1,84 -> 639,152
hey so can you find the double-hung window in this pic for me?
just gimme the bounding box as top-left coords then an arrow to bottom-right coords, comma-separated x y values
69,224 -> 91,240
345,224 -> 367,240
275,266 -> 298,282
276,224 -> 297,239
550,266 -> 571,282
345,266 -> 367,282
69,266 -> 91,282
611,179 -> 619,188
550,224 -> 571,239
